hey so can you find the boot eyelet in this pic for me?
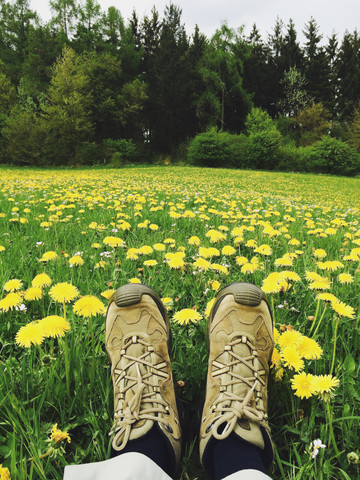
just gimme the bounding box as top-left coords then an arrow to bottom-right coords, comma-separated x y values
205,423 -> 213,434
164,424 -> 173,433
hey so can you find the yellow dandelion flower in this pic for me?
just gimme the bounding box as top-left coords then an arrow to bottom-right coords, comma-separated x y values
129,278 -> 141,284
126,248 -> 139,260
275,255 -> 293,267
209,263 -> 229,275
32,273 -> 52,288
153,243 -> 165,251
222,245 -> 236,256
161,297 -> 173,310
69,255 -> 84,267
103,236 -> 124,248
39,251 -> 58,262
92,243 -> 101,248
144,259 -> 158,267
254,244 -> 273,256
138,245 -> 153,255
275,367 -> 284,381
173,309 -> 202,325
305,271 -> 323,282
271,348 -> 281,368
331,300 -> 355,318
211,280 -> 221,291
15,322 -> 45,347
0,245 -> 5,252
288,238 -> 300,246
308,279 -> 331,291
337,273 -> 354,284
262,272 -> 284,294
49,283 -> 79,304
313,249 -> 327,259
101,289 -> 115,299
24,287 -> 43,301
205,298 -> 216,318
281,271 -> 301,282
241,262 -> 257,274
316,293 -> 338,303
312,375 -> 340,400
193,257 -> 211,271
0,292 -> 22,312
73,295 -> 106,318
50,424 -> 71,444
168,256 -> 185,269
4,279 -> 23,292
0,465 -> 11,480
273,327 -> 280,343
164,238 -> 176,245
291,372 -> 316,399
39,315 -> 70,337
235,256 -> 248,266
188,236 -> 201,246
317,260 -> 344,271
281,346 -> 304,372
278,330 -> 303,349
297,336 -> 323,360
206,229 -> 226,243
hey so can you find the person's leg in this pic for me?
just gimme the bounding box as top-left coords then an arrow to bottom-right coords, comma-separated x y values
105,283 -> 181,478
200,282 -> 274,480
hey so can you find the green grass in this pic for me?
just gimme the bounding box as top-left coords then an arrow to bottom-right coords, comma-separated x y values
0,166 -> 359,479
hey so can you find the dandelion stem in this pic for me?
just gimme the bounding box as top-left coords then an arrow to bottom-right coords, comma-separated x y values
326,401 -> 340,457
312,305 -> 327,338
330,317 -> 339,376
29,450 -> 51,462
309,298 -> 321,336
88,315 -> 95,386
62,301 -> 70,396
270,296 -> 275,324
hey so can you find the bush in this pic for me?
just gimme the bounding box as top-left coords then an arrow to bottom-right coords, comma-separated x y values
187,128 -> 242,168
103,138 -> 137,165
245,107 -> 276,135
243,130 -> 282,170
306,136 -> 360,176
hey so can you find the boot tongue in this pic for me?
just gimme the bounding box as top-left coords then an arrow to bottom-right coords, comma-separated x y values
123,341 -> 155,441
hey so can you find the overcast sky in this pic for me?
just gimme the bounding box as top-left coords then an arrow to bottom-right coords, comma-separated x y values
30,0 -> 360,44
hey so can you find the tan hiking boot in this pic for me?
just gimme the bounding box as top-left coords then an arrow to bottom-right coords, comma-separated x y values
200,282 -> 274,466
105,283 -> 181,466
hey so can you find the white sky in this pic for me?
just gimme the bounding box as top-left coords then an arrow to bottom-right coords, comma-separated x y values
30,0 -> 360,44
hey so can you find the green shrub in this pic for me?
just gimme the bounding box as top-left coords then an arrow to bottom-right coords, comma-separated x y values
245,107 -> 276,135
103,138 -> 137,164
306,136 -> 360,176
243,130 -> 282,170
187,128 -> 240,168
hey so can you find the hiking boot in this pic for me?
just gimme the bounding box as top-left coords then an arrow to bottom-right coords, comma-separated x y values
105,283 -> 181,466
200,282 -> 274,466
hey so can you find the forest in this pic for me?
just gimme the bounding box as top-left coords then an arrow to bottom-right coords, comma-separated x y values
1,0 -> 360,170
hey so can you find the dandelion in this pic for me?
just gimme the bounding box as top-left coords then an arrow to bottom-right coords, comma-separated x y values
222,245 -> 236,255
205,298 -> 215,318
50,424 -> 71,444
0,245 -> 5,252
0,465 -> 10,480
139,245 -> 153,255
15,322 -> 45,347
161,297 -> 173,310
144,259 -> 158,267
193,257 -> 211,271
39,251 -> 58,262
281,346 -> 304,372
32,273 -> 52,288
235,256 -> 248,266
211,280 -> 221,291
206,229 -> 226,243
316,293 -> 338,303
101,289 -> 115,299
312,374 -> 340,400
103,236 -> 124,248
153,243 -> 165,251
73,295 -> 106,318
313,248 -> 327,259
254,244 -> 273,256
297,337 -> 323,360
291,372 -> 316,399
3,279 -> 23,292
24,287 -> 43,301
0,292 -> 22,312
69,255 -> 84,267
277,330 -> 303,349
126,248 -> 139,260
209,263 -> 229,275
39,315 -> 70,338
49,283 -> 79,304
188,236 -> 200,246
271,348 -> 281,368
337,273 -> 354,284
331,300 -> 355,319
129,278 -> 141,284
241,262 -> 257,274
173,309 -> 202,325
308,278 -> 331,290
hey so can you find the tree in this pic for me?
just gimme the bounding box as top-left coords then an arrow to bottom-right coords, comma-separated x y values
42,46 -> 93,164
50,0 -> 77,38
303,18 -> 332,108
199,23 -> 251,132
73,0 -> 102,51
292,102 -> 331,146
336,31 -> 360,119
277,67 -> 312,117
346,107 -> 360,151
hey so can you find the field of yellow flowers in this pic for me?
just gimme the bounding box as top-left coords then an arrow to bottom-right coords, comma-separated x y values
0,166 -> 359,480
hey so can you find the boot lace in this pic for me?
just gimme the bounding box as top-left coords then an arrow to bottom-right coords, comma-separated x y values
110,335 -> 171,450
210,335 -> 269,440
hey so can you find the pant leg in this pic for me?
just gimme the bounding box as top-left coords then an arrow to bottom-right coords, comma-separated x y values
222,470 -> 272,480
63,452 -> 173,480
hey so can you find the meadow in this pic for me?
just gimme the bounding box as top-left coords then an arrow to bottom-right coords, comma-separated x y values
0,166 -> 359,480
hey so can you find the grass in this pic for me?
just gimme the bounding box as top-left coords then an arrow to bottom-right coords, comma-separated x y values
0,166 -> 359,479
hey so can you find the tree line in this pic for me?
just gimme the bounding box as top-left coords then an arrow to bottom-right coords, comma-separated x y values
1,0 -> 360,166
